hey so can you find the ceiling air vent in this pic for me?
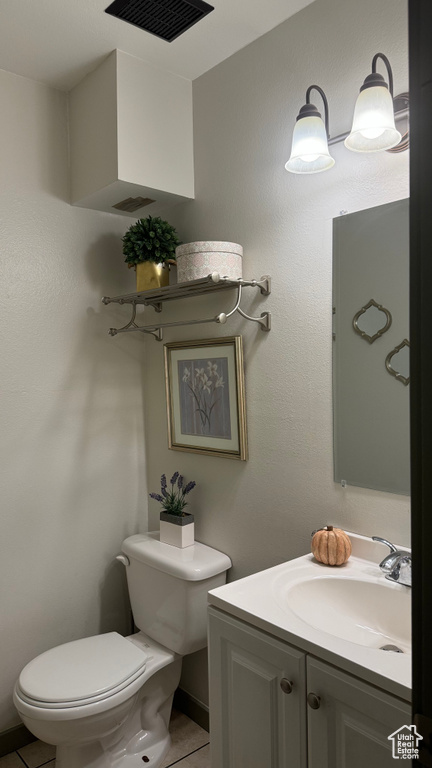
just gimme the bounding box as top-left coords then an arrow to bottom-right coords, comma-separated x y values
112,196 -> 155,212
105,0 -> 214,43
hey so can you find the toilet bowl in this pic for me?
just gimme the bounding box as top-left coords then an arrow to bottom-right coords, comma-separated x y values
14,533 -> 231,768
14,632 -> 181,767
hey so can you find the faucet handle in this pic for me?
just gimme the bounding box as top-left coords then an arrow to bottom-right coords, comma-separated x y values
372,537 -> 410,575
372,536 -> 398,553
389,554 -> 412,587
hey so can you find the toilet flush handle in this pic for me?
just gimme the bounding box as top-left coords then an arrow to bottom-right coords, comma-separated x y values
116,554 -> 130,567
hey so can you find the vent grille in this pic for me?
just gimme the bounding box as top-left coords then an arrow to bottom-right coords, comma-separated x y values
112,196 -> 155,212
105,0 -> 214,43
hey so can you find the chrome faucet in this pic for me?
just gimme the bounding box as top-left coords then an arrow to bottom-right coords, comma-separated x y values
372,537 -> 412,587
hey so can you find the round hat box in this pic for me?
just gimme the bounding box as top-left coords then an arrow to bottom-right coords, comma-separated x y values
175,241 -> 243,283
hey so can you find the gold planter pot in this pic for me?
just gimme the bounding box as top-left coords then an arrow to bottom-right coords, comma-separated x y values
136,262 -> 170,292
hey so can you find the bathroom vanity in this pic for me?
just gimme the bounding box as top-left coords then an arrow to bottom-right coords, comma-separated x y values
208,533 -> 411,768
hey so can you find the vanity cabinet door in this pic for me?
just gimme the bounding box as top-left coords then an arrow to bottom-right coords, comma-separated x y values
307,657 -> 412,768
208,607 -> 307,768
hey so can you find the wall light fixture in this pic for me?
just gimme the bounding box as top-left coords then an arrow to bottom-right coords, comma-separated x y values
285,85 -> 335,174
344,53 -> 401,153
285,53 -> 408,175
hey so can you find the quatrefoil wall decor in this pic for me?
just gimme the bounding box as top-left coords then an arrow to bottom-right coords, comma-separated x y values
385,339 -> 410,386
352,298 -> 392,344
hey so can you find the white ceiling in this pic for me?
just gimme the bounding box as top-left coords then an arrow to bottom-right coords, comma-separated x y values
0,0 -> 314,91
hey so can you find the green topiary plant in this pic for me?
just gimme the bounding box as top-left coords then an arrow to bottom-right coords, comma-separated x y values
123,216 -> 181,268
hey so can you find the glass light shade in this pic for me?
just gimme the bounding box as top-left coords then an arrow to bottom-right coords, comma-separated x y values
344,86 -> 401,152
285,116 -> 335,174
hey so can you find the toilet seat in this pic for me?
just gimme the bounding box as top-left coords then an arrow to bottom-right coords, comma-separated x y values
14,632 -> 177,723
16,632 -> 148,709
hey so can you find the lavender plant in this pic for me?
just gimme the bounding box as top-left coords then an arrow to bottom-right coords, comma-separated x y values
150,472 -> 196,517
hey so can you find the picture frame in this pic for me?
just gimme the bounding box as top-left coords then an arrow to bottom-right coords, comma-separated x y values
164,336 -> 248,460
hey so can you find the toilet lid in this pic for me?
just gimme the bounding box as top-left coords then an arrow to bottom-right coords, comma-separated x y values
18,633 -> 147,706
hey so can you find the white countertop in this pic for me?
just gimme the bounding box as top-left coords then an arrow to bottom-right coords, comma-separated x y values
208,532 -> 411,702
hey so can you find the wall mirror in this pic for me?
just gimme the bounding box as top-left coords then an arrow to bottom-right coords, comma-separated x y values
332,198 -> 410,495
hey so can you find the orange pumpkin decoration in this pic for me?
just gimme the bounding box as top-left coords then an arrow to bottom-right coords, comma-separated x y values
311,526 -> 352,566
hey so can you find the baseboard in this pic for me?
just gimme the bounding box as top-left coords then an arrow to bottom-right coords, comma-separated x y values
0,724 -> 36,758
173,688 -> 209,733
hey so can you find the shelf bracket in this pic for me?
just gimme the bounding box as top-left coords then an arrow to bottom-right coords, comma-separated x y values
243,275 -> 271,296
217,274 -> 271,296
108,303 -> 163,341
224,283 -> 272,331
238,309 -> 272,331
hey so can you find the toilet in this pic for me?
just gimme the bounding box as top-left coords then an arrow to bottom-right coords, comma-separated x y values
14,532 -> 231,768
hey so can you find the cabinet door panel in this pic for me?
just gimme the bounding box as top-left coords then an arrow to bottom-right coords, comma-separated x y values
209,607 -> 307,768
307,657 -> 412,768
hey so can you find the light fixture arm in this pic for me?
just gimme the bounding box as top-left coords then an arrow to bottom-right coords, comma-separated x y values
372,53 -> 394,96
305,85 -> 330,139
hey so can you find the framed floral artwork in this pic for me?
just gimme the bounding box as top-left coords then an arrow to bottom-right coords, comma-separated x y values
164,336 -> 248,460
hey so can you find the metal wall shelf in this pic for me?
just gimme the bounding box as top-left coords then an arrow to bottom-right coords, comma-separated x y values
102,272 -> 271,341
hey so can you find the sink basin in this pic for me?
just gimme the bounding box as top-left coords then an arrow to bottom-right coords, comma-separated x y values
278,576 -> 411,652
209,533 -> 412,700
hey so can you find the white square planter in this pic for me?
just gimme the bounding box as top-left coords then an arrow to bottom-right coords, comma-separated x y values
160,512 -> 195,548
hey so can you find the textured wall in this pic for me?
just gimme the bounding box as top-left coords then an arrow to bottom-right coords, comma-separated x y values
0,69 -> 146,731
143,0 -> 410,706
0,0 -> 410,726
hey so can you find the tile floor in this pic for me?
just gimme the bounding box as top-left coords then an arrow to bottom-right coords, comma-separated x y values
0,710 -> 210,768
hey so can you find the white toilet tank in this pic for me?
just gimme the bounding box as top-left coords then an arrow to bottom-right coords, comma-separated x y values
121,533 -> 231,655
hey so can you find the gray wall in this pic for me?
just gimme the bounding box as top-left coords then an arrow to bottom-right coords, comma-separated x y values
0,69 -> 146,731
143,0 -> 410,707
